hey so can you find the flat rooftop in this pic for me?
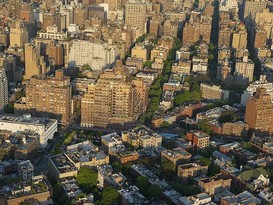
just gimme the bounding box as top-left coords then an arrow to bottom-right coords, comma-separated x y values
0,114 -> 56,129
50,153 -> 77,174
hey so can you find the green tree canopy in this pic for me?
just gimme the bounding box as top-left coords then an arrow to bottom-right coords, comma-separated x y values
147,184 -> 161,199
197,119 -> 212,135
175,91 -> 191,106
99,187 -> 119,205
76,167 -> 98,194
136,176 -> 149,193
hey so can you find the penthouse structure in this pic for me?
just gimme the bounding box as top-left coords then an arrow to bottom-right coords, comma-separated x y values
14,70 -> 71,125
0,114 -> 57,148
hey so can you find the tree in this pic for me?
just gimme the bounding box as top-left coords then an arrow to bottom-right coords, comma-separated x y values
147,184 -> 161,199
161,160 -> 175,180
197,119 -> 212,134
143,61 -> 152,68
4,103 -> 14,114
112,162 -> 122,172
136,176 -> 149,193
208,163 -> 220,176
219,111 -> 238,123
82,64 -> 92,70
190,90 -> 201,103
175,91 -> 191,106
160,121 -> 170,127
76,167 -> 98,194
99,187 -> 119,205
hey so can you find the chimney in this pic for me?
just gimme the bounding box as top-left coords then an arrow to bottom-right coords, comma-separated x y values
55,69 -> 64,80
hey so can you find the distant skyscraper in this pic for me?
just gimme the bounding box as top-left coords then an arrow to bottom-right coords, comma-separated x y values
0,68 -> 8,113
245,87 -> 273,134
125,2 -> 146,36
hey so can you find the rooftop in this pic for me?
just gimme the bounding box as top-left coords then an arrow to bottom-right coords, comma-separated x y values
0,114 -> 56,130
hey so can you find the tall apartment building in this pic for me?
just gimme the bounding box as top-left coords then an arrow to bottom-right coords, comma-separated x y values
182,13 -> 212,45
255,8 -> 273,40
254,28 -> 267,49
9,21 -> 29,48
245,87 -> 273,134
15,70 -> 71,124
0,54 -> 22,82
232,27 -> 248,49
125,2 -> 146,36
42,12 -> 62,32
200,83 -> 230,101
81,66 -> 143,128
104,0 -> 120,11
24,43 -> 46,80
0,68 -> 8,113
241,77 -> 273,105
218,24 -> 233,47
48,41 -> 64,67
235,54 -> 254,82
74,7 -> 87,29
242,0 -> 267,20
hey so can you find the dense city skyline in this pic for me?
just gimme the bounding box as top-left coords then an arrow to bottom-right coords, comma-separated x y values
0,0 -> 273,204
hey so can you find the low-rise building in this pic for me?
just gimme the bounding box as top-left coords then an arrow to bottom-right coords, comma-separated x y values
200,83 -> 229,101
172,60 -> 191,74
122,126 -> 162,149
161,148 -> 192,169
179,193 -> 214,205
48,153 -> 78,180
186,130 -> 210,150
192,55 -> 208,73
118,186 -> 149,205
101,132 -> 123,153
17,160 -> 33,181
5,175 -> 51,205
61,178 -> 83,199
221,191 -> 261,205
198,174 -> 232,196
0,114 -> 57,148
98,165 -> 127,188
177,162 -> 208,179
109,144 -> 139,164
221,122 -> 249,137
66,141 -> 109,169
